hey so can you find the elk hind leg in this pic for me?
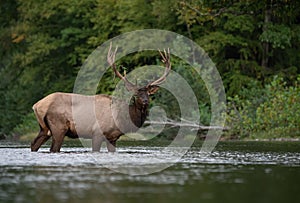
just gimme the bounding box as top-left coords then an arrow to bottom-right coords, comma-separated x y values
31,127 -> 50,152
50,128 -> 67,153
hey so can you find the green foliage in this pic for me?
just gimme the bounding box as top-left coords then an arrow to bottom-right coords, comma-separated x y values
226,76 -> 300,139
223,14 -> 255,34
0,0 -> 300,139
259,24 -> 292,49
254,76 -> 300,138
13,112 -> 39,137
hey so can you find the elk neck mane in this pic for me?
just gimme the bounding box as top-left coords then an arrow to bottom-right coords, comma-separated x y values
129,97 -> 148,128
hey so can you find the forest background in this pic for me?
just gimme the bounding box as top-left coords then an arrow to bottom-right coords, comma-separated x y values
0,0 -> 299,140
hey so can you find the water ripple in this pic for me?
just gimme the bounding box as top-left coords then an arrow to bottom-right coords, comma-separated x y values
0,147 -> 299,168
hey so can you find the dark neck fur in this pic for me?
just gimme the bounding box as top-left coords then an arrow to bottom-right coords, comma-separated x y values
129,99 -> 148,128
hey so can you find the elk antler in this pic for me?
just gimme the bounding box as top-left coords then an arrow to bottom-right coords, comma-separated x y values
107,42 -> 137,91
147,48 -> 171,87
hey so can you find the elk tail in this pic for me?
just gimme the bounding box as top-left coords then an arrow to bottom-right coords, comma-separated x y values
32,103 -> 51,135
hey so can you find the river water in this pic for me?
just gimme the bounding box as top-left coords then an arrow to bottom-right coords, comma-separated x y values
0,141 -> 299,203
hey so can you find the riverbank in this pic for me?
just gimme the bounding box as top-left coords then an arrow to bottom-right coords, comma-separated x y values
2,132 -> 300,145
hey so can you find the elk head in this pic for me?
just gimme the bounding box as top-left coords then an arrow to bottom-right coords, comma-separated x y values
107,43 -> 171,110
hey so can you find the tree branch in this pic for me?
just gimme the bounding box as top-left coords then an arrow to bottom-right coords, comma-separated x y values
182,1 -> 228,17
144,119 -> 229,131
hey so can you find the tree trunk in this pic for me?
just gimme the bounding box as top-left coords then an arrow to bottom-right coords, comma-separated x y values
261,8 -> 271,70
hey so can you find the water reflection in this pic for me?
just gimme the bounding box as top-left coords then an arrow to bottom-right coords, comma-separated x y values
0,142 -> 300,203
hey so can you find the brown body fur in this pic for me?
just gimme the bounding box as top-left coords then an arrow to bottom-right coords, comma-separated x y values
31,45 -> 171,153
31,92 -> 148,152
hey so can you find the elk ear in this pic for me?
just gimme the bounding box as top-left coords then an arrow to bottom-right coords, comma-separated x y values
148,85 -> 160,95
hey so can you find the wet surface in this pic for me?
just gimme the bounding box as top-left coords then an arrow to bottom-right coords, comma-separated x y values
0,141 -> 300,203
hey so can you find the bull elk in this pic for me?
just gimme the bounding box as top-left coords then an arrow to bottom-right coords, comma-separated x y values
31,44 -> 171,152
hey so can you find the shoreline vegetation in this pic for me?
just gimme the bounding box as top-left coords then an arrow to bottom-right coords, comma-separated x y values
1,133 -> 300,143
1,1 -> 299,140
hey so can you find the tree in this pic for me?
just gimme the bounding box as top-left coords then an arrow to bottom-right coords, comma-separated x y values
1,0 -> 299,138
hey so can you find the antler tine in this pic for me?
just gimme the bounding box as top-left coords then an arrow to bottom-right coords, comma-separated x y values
147,48 -> 171,87
107,43 -> 118,66
107,43 -> 114,66
158,48 -> 170,64
107,42 -> 137,91
159,50 -> 166,62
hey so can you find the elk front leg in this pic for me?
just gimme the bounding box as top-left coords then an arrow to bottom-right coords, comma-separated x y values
92,135 -> 104,152
106,140 -> 116,152
105,131 -> 122,152
31,128 -> 50,152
